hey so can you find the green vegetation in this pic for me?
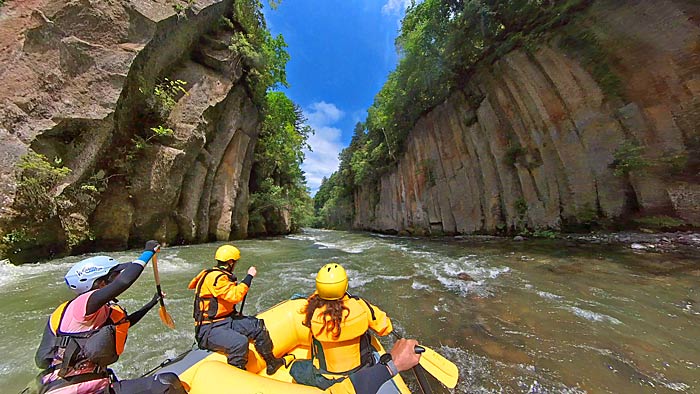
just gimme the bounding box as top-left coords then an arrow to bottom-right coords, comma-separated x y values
519,228 -> 558,239
249,91 -> 314,233
658,152 -> 688,175
153,78 -> 188,113
229,0 -> 290,108
558,27 -> 622,99
15,152 -> 71,220
1,229 -> 31,252
125,125 -> 174,164
633,215 -> 686,231
173,0 -> 197,17
611,141 -> 649,176
230,1 -> 314,233
504,144 -> 526,167
138,77 -> 188,123
577,203 -> 599,225
0,153 -> 72,257
150,125 -> 174,137
315,0 -> 595,228
314,123 -> 368,228
417,159 -> 436,187
514,197 -> 528,230
79,170 -> 108,194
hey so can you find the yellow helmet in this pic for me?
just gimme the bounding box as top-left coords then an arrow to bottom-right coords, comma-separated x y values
215,245 -> 240,263
316,263 -> 348,300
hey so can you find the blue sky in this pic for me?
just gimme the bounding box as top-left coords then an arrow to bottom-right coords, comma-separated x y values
264,0 -> 410,195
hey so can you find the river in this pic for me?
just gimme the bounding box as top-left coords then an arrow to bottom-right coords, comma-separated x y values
1,229 -> 698,393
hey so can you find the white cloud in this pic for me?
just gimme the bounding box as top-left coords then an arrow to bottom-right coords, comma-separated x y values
302,102 -> 345,196
381,0 -> 411,16
306,101 -> 344,125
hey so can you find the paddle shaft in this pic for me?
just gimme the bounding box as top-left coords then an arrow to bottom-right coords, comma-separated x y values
390,331 -> 458,389
413,365 -> 433,394
390,332 -> 433,394
152,253 -> 166,307
151,253 -> 165,308
238,294 -> 247,316
152,252 -> 175,329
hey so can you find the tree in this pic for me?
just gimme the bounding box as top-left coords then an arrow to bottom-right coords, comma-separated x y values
249,91 -> 314,234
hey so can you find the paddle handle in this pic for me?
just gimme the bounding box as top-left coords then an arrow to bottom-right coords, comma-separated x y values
415,345 -> 425,354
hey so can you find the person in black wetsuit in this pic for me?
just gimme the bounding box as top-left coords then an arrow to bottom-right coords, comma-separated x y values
34,240 -> 187,394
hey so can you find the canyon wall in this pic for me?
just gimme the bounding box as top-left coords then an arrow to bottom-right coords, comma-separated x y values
0,0 -> 265,263
354,0 -> 700,235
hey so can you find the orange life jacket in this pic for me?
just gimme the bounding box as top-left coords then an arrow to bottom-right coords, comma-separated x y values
189,268 -> 248,326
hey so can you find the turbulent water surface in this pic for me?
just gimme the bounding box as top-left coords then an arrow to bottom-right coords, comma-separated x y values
1,229 -> 699,393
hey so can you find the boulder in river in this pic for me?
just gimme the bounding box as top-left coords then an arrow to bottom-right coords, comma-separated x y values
457,272 -> 475,281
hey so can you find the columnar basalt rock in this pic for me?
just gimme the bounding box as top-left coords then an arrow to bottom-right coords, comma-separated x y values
354,0 -> 699,235
0,0 -> 263,263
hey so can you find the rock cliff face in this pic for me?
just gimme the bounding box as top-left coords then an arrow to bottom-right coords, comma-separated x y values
354,0 -> 700,235
0,0 -> 262,263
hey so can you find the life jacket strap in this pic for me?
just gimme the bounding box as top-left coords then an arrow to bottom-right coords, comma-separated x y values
193,268 -> 236,333
58,337 -> 81,378
310,331 -> 376,375
40,371 -> 109,394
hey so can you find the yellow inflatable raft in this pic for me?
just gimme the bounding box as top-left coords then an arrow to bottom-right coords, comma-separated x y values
153,298 -> 411,394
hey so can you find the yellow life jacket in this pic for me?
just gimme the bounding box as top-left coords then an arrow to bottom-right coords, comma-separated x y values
310,295 -> 382,374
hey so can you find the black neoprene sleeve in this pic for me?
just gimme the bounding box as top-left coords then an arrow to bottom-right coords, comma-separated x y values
127,293 -> 159,326
86,262 -> 144,315
348,363 -> 393,393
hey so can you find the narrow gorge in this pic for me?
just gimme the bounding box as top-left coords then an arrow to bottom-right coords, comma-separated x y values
353,0 -> 699,236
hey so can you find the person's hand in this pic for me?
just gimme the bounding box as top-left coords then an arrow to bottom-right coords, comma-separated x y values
247,266 -> 257,277
144,240 -> 160,253
150,291 -> 165,304
390,338 -> 421,372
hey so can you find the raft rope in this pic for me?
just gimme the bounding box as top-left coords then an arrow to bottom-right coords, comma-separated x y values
140,342 -> 197,378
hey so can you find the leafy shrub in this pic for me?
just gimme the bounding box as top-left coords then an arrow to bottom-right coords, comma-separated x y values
577,203 -> 598,225
153,78 -> 187,112
1,229 -> 33,253
15,152 -> 71,221
504,144 -> 526,167
532,229 -> 558,239
514,196 -> 528,222
611,141 -> 649,176
173,0 -> 196,17
150,125 -> 174,137
658,152 -> 688,175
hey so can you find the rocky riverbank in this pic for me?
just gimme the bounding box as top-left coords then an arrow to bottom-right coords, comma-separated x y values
563,231 -> 700,255
454,231 -> 700,256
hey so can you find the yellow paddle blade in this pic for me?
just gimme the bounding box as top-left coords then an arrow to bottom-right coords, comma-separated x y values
419,345 -> 459,389
159,305 -> 175,329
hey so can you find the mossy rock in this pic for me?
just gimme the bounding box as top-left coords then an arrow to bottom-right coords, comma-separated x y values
632,215 -> 687,232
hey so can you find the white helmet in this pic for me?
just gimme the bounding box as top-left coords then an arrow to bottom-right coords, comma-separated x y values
64,256 -> 120,295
